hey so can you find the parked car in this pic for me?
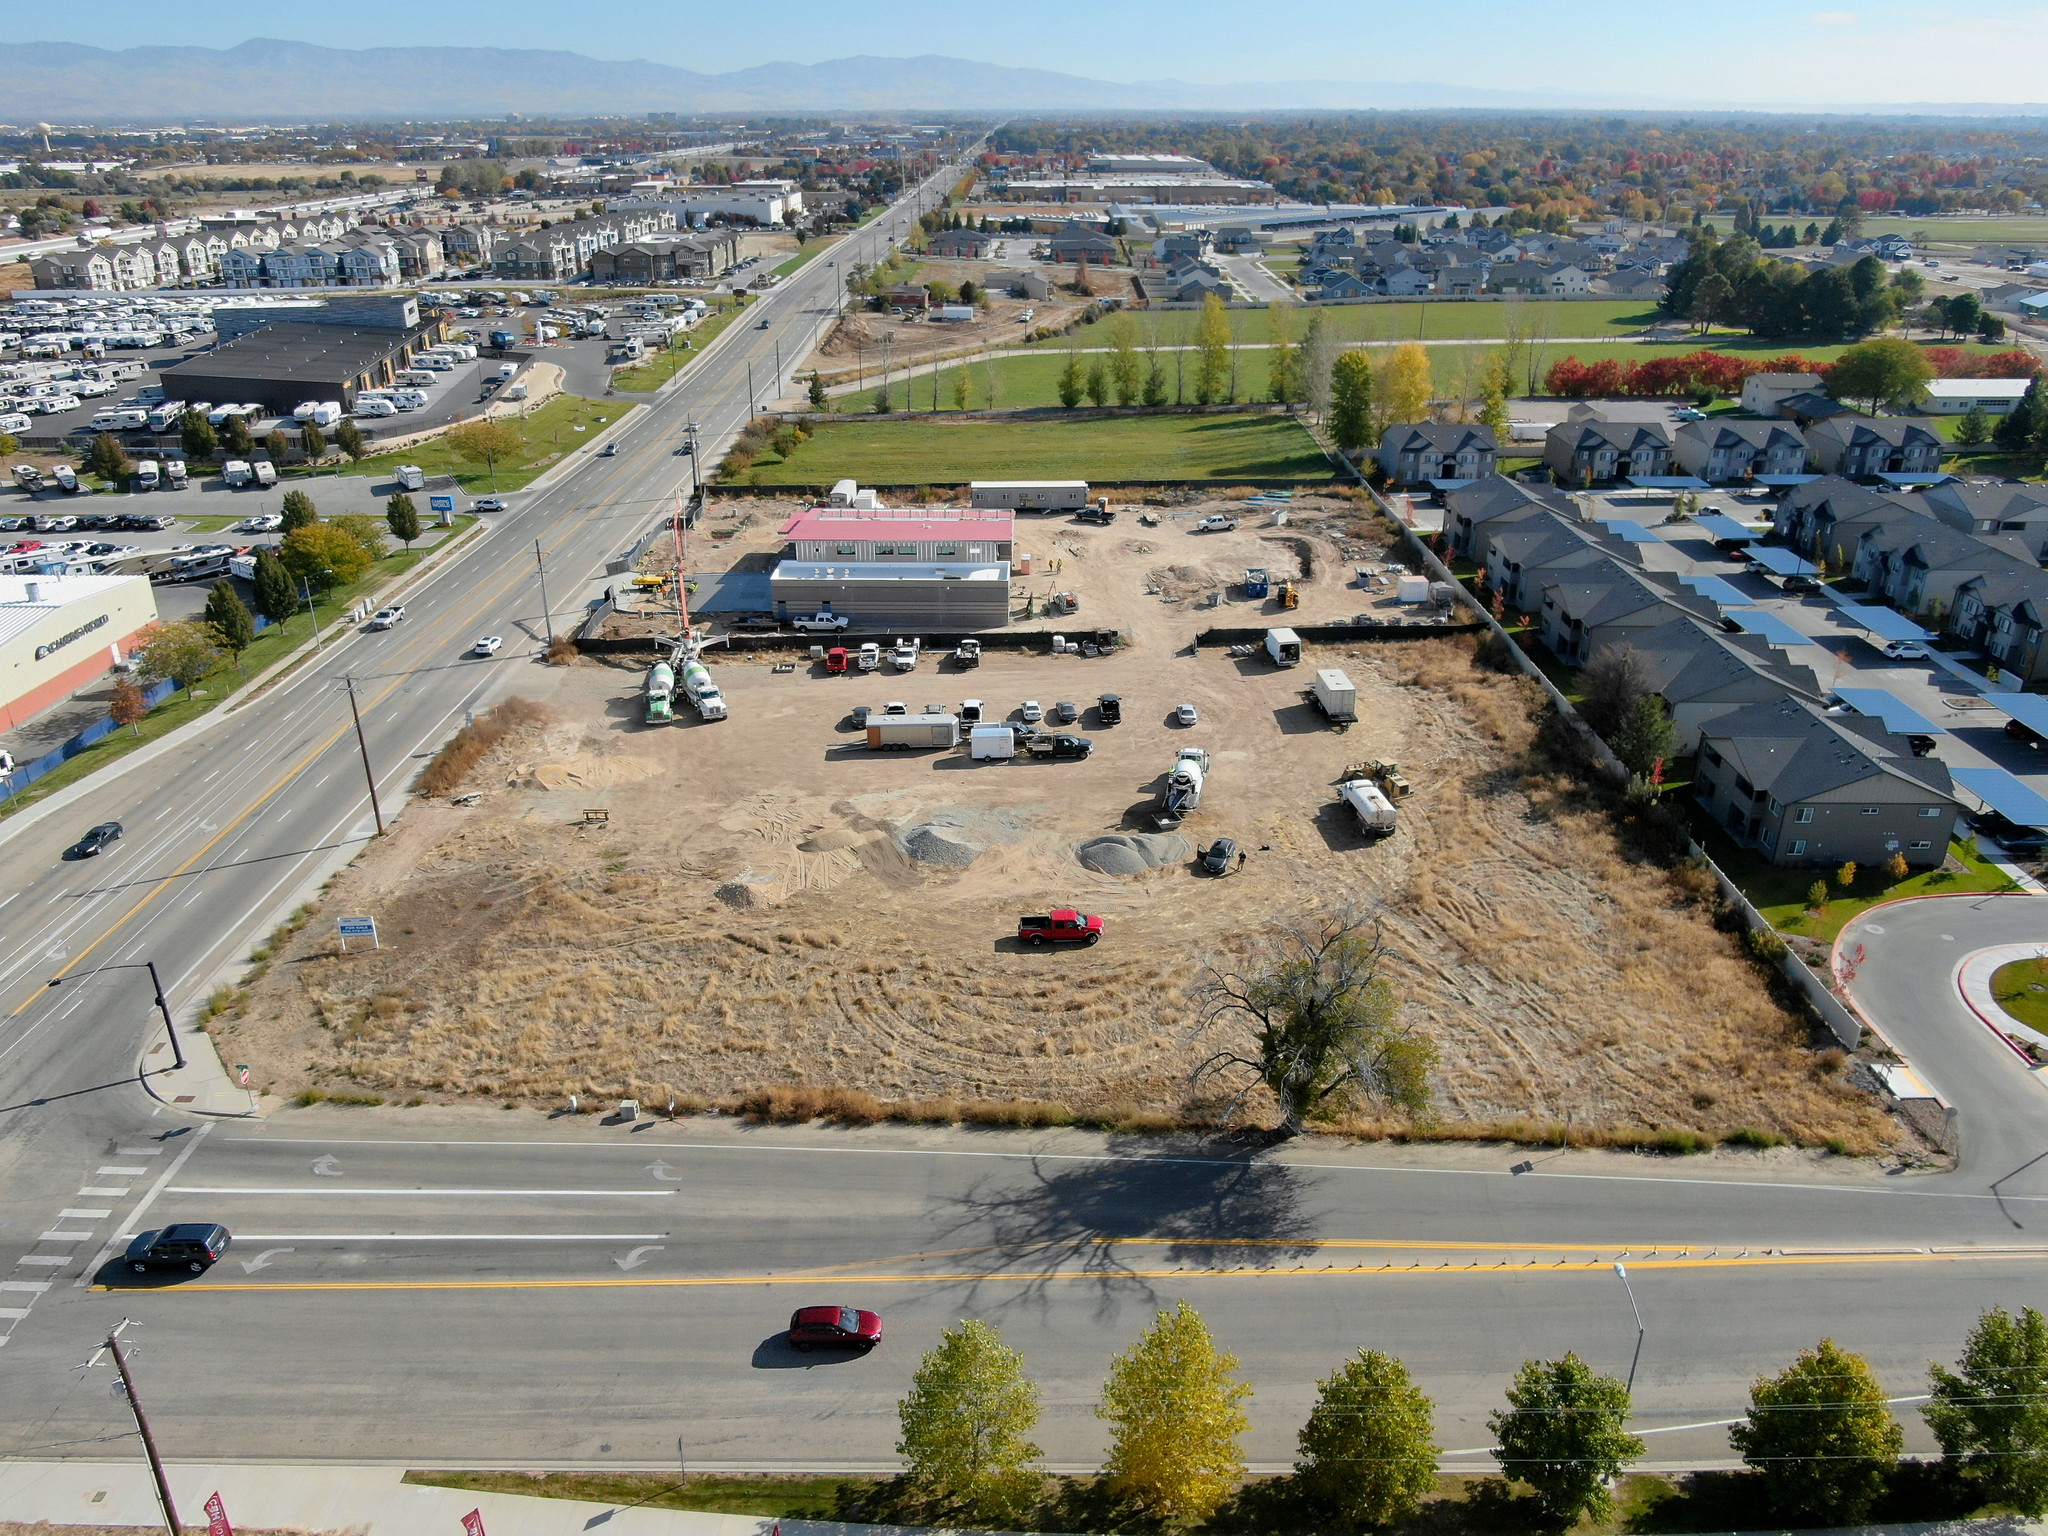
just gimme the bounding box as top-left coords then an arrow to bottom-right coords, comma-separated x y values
1674,407 -> 1708,422
124,1224 -> 232,1274
849,705 -> 873,728
1054,700 -> 1079,724
64,821 -> 123,859
787,1305 -> 882,1352
1783,576 -> 1821,595
1017,910 -> 1104,946
1194,515 -> 1238,533
1200,837 -> 1239,875
1882,641 -> 1927,660
470,635 -> 503,656
1019,700 -> 1043,724
1176,703 -> 1199,726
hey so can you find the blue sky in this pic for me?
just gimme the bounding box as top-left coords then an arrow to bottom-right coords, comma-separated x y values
41,0 -> 2048,106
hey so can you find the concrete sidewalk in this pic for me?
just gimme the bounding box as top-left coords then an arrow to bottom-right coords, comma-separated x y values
0,1462 -> 949,1536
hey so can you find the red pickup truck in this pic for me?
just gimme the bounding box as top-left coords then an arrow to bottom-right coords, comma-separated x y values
1018,910 -> 1103,946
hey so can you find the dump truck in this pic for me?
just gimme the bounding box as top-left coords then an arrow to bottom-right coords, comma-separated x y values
645,662 -> 675,724
954,638 -> 982,668
865,713 -> 960,750
1153,747 -> 1210,829
1337,774 -> 1399,838
1265,627 -> 1302,666
1307,669 -> 1357,723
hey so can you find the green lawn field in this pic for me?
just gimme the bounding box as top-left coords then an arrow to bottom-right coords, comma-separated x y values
1026,299 -> 1666,350
341,397 -> 638,492
750,414 -> 1333,483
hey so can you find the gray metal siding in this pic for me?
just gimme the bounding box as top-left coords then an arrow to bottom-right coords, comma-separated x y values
770,576 -> 1010,629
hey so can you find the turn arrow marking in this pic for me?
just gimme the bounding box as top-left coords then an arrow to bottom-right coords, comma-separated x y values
614,1246 -> 666,1272
645,1160 -> 680,1183
239,1247 -> 293,1274
311,1156 -> 343,1177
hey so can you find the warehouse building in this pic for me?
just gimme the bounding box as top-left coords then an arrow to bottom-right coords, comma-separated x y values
0,573 -> 161,731
768,561 -> 1012,629
157,314 -> 442,414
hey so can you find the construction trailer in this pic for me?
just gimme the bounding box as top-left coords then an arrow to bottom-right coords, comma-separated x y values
1307,669 -> 1357,722
970,480 -> 1090,511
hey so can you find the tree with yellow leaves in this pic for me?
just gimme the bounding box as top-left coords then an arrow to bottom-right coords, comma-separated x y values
1192,293 -> 1234,405
1375,340 -> 1434,436
1098,1300 -> 1250,1527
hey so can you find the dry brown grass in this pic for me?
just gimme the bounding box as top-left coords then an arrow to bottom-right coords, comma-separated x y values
415,697 -> 548,797
222,624 -> 1907,1156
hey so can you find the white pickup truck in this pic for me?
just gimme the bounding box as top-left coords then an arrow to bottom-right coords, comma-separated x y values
368,605 -> 406,630
1194,515 -> 1239,533
789,611 -> 851,632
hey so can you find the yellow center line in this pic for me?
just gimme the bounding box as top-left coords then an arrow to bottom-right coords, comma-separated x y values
105,1248 -> 2048,1295
1101,1237 -> 1693,1255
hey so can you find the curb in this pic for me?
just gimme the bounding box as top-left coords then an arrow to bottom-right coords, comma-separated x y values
0,516 -> 485,850
1951,945 -> 2048,1065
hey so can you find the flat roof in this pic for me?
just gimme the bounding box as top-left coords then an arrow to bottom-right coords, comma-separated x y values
1624,475 -> 1712,490
1678,575 -> 1754,607
1694,512 -> 1760,543
1595,519 -> 1662,543
1747,545 -> 1819,577
1730,612 -> 1819,647
771,561 -> 1010,582
781,510 -> 1012,542
1996,695 -> 2048,737
1831,688 -> 1943,736
1833,604 -> 1932,643
1926,379 -> 2030,397
160,319 -> 425,386
1953,767 -> 2048,828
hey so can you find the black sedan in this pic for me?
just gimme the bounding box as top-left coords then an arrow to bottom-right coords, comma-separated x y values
126,1224 -> 232,1273
65,822 -> 123,859
1200,838 -> 1239,876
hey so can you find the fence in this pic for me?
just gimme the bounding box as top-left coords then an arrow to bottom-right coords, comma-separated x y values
0,676 -> 180,805
576,627 -> 1124,658
1193,620 -> 1481,646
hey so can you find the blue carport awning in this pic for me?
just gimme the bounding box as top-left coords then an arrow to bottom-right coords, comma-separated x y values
1834,604 -> 1932,643
1625,475 -> 1711,490
1832,688 -> 1944,736
1998,695 -> 2048,738
1596,519 -> 1663,543
1746,545 -> 1819,577
1732,612 -> 1819,646
1953,767 -> 2048,829
1679,574 -> 1755,607
1694,512 -> 1759,543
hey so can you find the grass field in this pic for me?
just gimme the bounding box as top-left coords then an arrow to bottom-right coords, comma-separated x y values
0,518 -> 477,820
748,413 -> 1332,483
836,336 -> 2014,415
342,397 -> 638,492
609,302 -> 746,392
1026,299 -> 1666,351
1992,957 -> 2048,1032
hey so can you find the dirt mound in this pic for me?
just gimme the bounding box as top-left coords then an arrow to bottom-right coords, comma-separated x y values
903,825 -> 984,867
798,829 -> 867,852
517,756 -> 659,791
1077,833 -> 1191,875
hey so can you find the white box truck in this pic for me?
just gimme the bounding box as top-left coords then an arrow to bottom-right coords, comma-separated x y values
1308,669 -> 1357,722
969,480 -> 1089,511
395,465 -> 426,491
1265,627 -> 1302,666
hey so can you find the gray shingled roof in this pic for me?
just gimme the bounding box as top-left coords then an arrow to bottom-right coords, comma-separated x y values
1703,695 -> 1954,802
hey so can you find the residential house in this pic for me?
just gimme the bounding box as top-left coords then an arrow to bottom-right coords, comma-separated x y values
928,227 -> 994,259
1805,417 -> 1947,479
1485,518 -> 1637,612
1740,372 -> 1826,416
1438,266 -> 1489,297
1313,271 -> 1375,300
1488,261 -> 1553,295
1950,571 -> 2048,688
887,283 -> 931,312
1543,414 -> 1674,484
1594,616 -> 1825,753
1852,515 -> 2039,617
1592,267 -> 1668,300
30,251 -> 115,290
1546,264 -> 1592,295
1446,475 -> 1580,564
1773,476 -> 1919,565
1377,423 -> 1499,486
1379,265 -> 1432,296
1045,224 -> 1119,265
441,224 -> 500,266
990,269 -> 1053,301
1774,390 -> 1853,426
1147,232 -> 1210,265
1538,562 -> 1718,665
1672,419 -> 1810,482
108,245 -> 156,289
1919,482 -> 2048,558
1694,695 -> 1957,869
1213,227 -> 1263,253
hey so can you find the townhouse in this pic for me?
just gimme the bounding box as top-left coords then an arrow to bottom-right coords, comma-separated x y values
1376,423 -> 1498,485
1951,570 -> 2048,688
495,208 -> 680,282
1594,615 -> 1825,754
1672,419 -> 1811,481
1543,414 -> 1674,484
1805,417 -> 1946,478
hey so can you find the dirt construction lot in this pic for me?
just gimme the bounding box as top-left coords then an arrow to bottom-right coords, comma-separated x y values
218,504 -> 1906,1155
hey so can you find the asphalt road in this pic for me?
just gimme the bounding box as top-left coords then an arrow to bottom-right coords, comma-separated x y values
2,1119 -> 2047,1470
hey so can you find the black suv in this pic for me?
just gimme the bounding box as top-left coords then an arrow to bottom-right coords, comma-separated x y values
126,1224 -> 232,1273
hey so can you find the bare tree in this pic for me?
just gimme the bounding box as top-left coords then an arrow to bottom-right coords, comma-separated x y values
1577,644 -> 1652,737
1193,907 -> 1434,1136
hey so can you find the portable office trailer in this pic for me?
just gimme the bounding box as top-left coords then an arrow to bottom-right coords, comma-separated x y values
969,480 -> 1089,511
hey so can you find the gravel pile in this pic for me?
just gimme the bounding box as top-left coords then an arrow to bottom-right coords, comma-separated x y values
902,825 -> 984,867
1076,833 -> 1191,875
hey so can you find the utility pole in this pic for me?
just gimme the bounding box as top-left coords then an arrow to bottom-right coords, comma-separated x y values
90,1323 -> 180,1536
344,676 -> 384,836
534,539 -> 554,646
685,421 -> 701,497
300,579 -> 322,650
1613,1262 -> 1646,1395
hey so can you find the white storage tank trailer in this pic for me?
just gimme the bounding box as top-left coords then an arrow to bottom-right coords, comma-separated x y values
1340,778 -> 1398,838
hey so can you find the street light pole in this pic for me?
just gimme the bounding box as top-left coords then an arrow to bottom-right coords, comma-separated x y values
1613,1262 -> 1646,1395
344,675 -> 385,836
534,538 -> 554,646
685,421 -> 701,497
46,960 -> 182,1070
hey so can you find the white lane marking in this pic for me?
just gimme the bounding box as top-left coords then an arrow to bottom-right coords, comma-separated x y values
312,1155 -> 342,1176
98,1165 -> 148,1175
0,893 -> 16,909
615,1245 -> 665,1271
0,1281 -> 50,1293
116,1147 -> 162,1157
57,1208 -> 112,1219
13,1257 -> 66,1267
167,1187 -> 678,1197
218,1135 -> 2048,1205
39,1231 -> 91,1242
74,1126 -> 211,1289
229,1233 -> 670,1242
0,1308 -> 30,1321
77,1187 -> 131,1197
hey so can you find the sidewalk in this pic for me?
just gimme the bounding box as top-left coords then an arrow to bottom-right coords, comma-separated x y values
0,1462 -> 949,1536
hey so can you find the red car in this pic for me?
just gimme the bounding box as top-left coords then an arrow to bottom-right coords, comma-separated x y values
788,1305 -> 883,1352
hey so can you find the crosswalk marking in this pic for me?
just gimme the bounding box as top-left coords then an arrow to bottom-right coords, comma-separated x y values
57,1208 -> 112,1220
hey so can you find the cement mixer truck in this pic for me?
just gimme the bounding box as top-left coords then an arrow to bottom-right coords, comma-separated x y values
679,656 -> 728,721
1152,747 -> 1210,829
645,662 -> 675,725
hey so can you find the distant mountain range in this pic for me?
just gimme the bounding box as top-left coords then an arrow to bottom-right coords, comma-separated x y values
4,40 -> 2046,124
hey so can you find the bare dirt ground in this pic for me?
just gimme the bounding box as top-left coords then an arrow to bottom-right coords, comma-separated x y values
214,501 -> 1904,1154
807,257 -> 1103,384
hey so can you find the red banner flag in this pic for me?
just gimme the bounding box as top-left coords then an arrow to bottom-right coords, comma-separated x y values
462,1510 -> 486,1536
204,1491 -> 232,1536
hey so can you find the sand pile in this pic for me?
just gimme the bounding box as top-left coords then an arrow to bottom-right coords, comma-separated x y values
1077,833 -> 1191,875
902,826 -> 984,867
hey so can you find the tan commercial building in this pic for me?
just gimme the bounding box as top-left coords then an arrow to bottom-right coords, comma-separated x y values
0,574 -> 160,731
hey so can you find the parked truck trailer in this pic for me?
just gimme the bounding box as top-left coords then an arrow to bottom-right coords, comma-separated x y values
865,714 -> 960,750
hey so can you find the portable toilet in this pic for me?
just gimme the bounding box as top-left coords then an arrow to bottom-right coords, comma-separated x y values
1244,567 -> 1270,599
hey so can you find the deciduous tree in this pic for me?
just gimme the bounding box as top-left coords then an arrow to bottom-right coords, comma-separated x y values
109,677 -> 147,735
1098,1300 -> 1250,1528
1376,341 -> 1434,435
445,418 -> 523,486
134,620 -> 228,695
1329,350 -> 1375,455
278,488 -> 318,534
1730,1339 -> 1902,1525
1107,312 -> 1142,407
897,1319 -> 1042,1524
1194,905 -> 1433,1134
1827,338 -> 1934,413
1085,356 -> 1109,408
386,492 -> 422,550
1266,305 -> 1298,407
1927,1305 -> 2048,1516
281,522 -> 373,593
1295,1349 -> 1439,1527
1193,293 -> 1234,405
1491,1354 -> 1644,1525
333,419 -> 365,461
